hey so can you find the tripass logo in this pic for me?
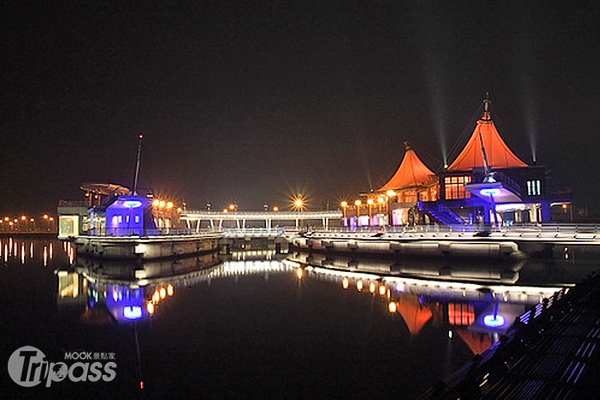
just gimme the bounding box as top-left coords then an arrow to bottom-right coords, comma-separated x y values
7,346 -> 116,387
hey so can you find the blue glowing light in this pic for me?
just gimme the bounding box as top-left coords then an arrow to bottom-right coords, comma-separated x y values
483,314 -> 505,328
480,188 -> 501,196
123,200 -> 143,208
123,306 -> 143,320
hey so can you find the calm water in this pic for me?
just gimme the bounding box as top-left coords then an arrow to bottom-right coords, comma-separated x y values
1,237 -> 598,399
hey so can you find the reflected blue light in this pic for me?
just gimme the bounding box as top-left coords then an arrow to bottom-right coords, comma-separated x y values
483,314 -> 505,328
124,306 -> 143,320
123,200 -> 143,208
480,189 -> 501,196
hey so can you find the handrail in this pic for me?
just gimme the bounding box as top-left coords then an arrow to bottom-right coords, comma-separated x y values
87,227 -> 223,237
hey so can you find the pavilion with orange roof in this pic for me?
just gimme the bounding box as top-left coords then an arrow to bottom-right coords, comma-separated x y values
436,97 -> 557,226
344,143 -> 439,227
344,97 -> 571,228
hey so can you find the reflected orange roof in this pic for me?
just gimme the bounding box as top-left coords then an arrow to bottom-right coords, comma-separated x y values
447,103 -> 528,171
456,329 -> 494,355
379,144 -> 436,191
396,296 -> 433,336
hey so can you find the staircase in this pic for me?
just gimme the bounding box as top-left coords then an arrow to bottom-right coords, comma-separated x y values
418,201 -> 467,227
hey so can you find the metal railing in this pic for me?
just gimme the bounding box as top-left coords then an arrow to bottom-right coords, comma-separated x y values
223,227 -> 286,237
86,227 -> 223,237
310,222 -> 600,235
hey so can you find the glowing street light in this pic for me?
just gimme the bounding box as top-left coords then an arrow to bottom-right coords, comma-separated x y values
293,195 -> 305,211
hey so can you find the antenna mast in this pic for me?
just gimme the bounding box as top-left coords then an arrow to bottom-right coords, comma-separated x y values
132,134 -> 143,195
479,97 -> 494,182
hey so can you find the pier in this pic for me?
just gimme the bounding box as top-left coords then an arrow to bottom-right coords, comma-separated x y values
418,270 -> 600,399
286,223 -> 600,260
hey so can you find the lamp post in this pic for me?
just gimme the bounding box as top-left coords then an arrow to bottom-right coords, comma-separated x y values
386,190 -> 396,226
367,199 -> 374,226
354,200 -> 362,227
340,201 -> 348,226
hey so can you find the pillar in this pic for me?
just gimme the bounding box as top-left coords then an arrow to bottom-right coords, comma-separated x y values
541,201 -> 552,222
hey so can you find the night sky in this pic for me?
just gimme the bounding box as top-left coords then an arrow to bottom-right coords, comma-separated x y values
2,2 -> 599,216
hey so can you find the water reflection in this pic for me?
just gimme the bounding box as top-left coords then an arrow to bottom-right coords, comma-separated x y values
58,249 -> 298,325
0,236 -> 57,265
4,237 -> 597,397
285,252 -> 563,355
57,251 -> 223,324
57,248 -> 566,361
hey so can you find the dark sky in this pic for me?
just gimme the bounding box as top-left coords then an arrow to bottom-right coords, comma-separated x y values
1,1 -> 599,215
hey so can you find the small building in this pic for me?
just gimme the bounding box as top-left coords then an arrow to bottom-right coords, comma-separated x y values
105,196 -> 157,236
57,201 -> 90,238
59,183 -> 184,237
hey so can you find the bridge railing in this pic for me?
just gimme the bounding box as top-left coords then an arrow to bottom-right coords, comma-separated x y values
223,227 -> 286,237
312,222 -> 600,235
505,222 -> 600,233
87,227 -> 223,237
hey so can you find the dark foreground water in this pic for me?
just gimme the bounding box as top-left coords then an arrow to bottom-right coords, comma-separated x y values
1,237 -> 598,399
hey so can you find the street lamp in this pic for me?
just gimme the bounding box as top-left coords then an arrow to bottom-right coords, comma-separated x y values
340,201 -> 348,221
292,194 -> 306,212
294,198 -> 304,211
355,200 -> 362,227
367,199 -> 374,226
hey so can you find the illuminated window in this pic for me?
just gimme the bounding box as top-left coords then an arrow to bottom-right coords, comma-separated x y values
405,190 -> 417,202
448,303 -> 475,325
135,215 -> 140,223
527,180 -> 541,196
444,176 -> 472,199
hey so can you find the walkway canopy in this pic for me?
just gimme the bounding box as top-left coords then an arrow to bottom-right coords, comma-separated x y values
379,143 -> 436,191
448,100 -> 528,171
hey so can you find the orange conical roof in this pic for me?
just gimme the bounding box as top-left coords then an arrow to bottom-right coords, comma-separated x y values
447,101 -> 528,171
456,329 -> 494,355
380,143 -> 436,191
396,296 -> 433,336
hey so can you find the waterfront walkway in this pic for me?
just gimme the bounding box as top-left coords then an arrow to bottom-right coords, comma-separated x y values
299,223 -> 600,246
418,270 -> 600,399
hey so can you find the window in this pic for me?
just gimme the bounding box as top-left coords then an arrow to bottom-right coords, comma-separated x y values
444,176 -> 472,199
527,180 -> 542,196
448,303 -> 475,325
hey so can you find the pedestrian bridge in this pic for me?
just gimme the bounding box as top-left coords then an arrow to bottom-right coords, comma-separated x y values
180,210 -> 343,232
